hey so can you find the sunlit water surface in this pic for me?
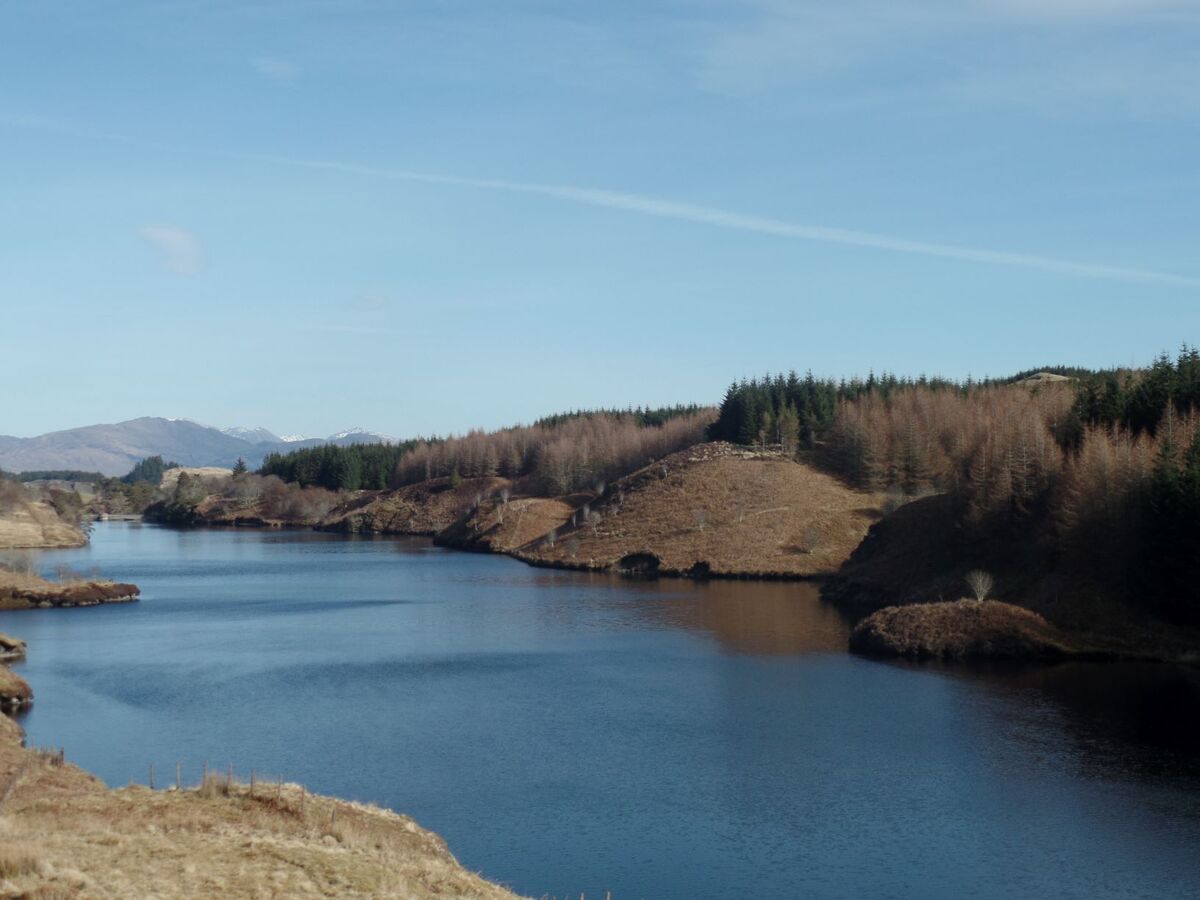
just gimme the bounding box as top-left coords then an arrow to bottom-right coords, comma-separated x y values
4,523 -> 1200,899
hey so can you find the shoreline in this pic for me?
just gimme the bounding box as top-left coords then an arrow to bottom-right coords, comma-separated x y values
0,633 -> 522,898
101,518 -> 1200,666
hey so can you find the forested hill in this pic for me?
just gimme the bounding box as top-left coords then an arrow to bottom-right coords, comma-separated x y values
707,348 -> 1200,624
259,407 -> 716,494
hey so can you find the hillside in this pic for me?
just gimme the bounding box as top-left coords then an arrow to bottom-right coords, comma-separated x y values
321,476 -> 514,535
513,443 -> 884,578
0,418 -> 391,476
0,497 -> 86,549
823,494 -> 1200,661
158,442 -> 884,580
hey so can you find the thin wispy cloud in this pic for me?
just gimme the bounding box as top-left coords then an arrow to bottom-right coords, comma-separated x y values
253,56 -> 299,82
241,152 -> 1200,288
138,224 -> 204,275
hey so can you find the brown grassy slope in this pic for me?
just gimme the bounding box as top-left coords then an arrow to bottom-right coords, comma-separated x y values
0,570 -> 139,611
849,599 -> 1084,660
0,499 -> 86,549
437,494 -> 583,553
824,494 -> 1200,661
0,725 -> 521,899
160,466 -> 233,489
321,476 -> 513,536
516,443 -> 884,578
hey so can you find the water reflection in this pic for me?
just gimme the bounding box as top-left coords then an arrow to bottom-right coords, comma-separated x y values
879,657 -> 1200,781
616,579 -> 853,655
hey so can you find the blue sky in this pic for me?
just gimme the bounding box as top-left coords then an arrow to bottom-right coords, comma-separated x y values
2,0 -> 1198,439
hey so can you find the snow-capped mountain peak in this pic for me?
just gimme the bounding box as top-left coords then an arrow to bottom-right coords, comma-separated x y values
222,426 -> 282,444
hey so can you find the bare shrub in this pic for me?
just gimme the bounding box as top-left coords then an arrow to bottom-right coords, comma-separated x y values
545,528 -> 557,548
2,551 -> 35,575
54,564 -> 85,584
0,479 -> 28,512
393,410 -> 715,496
965,569 -> 994,601
566,538 -> 580,559
693,509 -> 707,532
587,510 -> 601,534
799,527 -> 822,554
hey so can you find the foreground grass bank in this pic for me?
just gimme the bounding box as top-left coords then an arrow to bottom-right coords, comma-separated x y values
0,681 -> 520,898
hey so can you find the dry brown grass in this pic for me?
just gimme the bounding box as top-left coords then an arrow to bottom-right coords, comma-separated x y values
849,599 -> 1082,659
0,842 -> 42,879
516,443 -> 884,578
321,476 -> 514,536
0,667 -> 32,707
159,467 -> 234,489
437,495 -> 578,553
0,499 -> 86,550
0,724 -> 522,899
0,570 -> 139,611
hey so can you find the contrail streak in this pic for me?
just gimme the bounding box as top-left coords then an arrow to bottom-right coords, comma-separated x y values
2,114 -> 1195,287
237,152 -> 1200,288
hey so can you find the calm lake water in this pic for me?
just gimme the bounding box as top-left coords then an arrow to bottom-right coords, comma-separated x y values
4,523 -> 1200,899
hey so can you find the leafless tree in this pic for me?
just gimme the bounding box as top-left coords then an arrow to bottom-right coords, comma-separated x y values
588,510 -> 601,534
694,509 -> 707,532
566,538 -> 580,559
498,487 -> 511,505
545,528 -> 557,548
965,569 -> 994,601
884,484 -> 907,515
799,527 -> 822,554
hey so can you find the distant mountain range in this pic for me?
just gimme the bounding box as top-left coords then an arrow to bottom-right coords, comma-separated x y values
0,418 -> 393,476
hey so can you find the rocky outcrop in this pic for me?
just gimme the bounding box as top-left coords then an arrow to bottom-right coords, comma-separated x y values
849,600 -> 1086,660
0,660 -> 32,710
1,576 -> 139,610
0,632 -> 27,662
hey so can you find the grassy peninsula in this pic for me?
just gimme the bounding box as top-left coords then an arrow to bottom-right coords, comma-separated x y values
0,698 -> 519,898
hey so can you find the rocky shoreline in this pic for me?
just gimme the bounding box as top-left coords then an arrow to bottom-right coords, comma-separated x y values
0,632 -> 31,711
0,578 -> 140,610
